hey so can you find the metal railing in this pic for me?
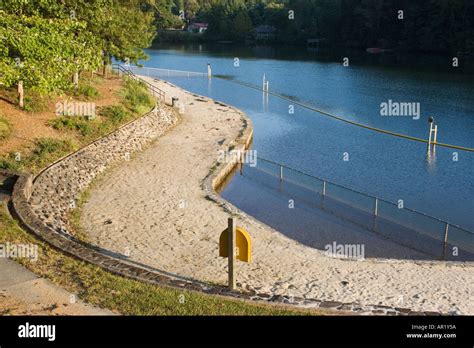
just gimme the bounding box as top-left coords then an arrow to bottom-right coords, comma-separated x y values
111,64 -> 166,101
241,156 -> 474,260
126,65 -> 208,78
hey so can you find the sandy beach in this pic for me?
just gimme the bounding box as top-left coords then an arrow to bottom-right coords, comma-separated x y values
80,77 -> 473,314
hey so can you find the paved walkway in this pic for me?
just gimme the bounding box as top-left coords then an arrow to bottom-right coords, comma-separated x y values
0,192 -> 112,315
0,258 -> 114,315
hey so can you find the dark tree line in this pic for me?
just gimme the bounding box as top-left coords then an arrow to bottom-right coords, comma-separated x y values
162,0 -> 474,54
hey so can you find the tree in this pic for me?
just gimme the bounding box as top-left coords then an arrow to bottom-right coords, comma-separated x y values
0,0 -> 159,106
231,10 -> 253,40
0,11 -> 101,106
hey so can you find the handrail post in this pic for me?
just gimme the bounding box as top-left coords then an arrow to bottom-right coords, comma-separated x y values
442,223 -> 449,260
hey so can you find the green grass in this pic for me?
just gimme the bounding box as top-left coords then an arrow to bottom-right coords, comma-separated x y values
0,138 -> 77,173
0,203 -> 319,316
49,105 -> 132,140
99,105 -> 132,125
0,117 -> 11,141
74,83 -> 100,100
49,117 -> 94,137
120,78 -> 155,115
23,91 -> 51,113
47,77 -> 152,144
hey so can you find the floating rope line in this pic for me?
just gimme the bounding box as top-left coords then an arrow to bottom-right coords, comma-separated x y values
214,75 -> 474,153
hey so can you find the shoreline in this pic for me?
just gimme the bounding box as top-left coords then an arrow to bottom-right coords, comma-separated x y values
78,77 -> 474,315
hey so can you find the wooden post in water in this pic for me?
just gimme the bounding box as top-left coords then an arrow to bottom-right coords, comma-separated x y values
207,64 -> 212,78
442,223 -> 449,260
427,117 -> 434,152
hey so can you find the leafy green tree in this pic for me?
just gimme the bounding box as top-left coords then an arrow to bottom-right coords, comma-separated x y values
0,0 -> 159,106
231,9 -> 253,40
0,12 -> 100,106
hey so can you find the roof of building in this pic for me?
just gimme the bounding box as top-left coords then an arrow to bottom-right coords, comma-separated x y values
189,23 -> 208,28
255,25 -> 276,34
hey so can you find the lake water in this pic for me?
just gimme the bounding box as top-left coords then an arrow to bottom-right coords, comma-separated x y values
140,44 -> 474,234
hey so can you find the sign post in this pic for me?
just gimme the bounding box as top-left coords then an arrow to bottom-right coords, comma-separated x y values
227,218 -> 236,290
219,218 -> 252,290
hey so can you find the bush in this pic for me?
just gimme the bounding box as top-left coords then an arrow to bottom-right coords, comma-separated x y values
49,117 -> 93,137
0,138 -> 76,172
27,138 -> 76,170
32,138 -> 75,157
0,117 -> 11,141
120,78 -> 154,114
23,91 -> 50,112
99,105 -> 131,124
0,155 -> 20,171
74,84 -> 100,100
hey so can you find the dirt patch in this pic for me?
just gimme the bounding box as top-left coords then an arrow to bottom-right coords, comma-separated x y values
0,75 -> 123,155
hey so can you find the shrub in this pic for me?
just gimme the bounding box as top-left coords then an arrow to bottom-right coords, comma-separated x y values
49,117 -> 93,137
0,155 -> 20,171
0,139 -> 76,172
28,138 -> 76,170
99,105 -> 131,124
120,78 -> 154,114
0,117 -> 11,141
74,84 -> 100,99
23,91 -> 50,112
32,138 -> 75,156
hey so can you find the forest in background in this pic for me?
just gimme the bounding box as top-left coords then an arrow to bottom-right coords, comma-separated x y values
1,0 -> 473,106
159,0 -> 474,54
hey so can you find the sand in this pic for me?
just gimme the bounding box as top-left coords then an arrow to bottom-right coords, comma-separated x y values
80,77 -> 473,314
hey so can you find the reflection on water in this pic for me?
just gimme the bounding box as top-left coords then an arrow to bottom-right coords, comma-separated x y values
220,162 -> 474,261
425,148 -> 437,172
143,43 -> 474,231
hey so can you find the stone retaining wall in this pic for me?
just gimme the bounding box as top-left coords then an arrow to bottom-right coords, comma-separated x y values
28,106 -> 176,236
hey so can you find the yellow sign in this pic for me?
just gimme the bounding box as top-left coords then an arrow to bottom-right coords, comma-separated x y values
219,226 -> 252,263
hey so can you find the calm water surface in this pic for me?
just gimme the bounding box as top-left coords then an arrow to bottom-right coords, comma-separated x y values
140,44 -> 474,231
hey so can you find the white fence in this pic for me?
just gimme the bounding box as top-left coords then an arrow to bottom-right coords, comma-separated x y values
127,65 -> 208,78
